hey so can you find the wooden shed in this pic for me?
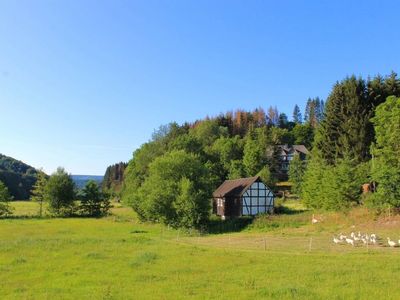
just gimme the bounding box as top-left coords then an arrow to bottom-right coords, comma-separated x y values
212,176 -> 274,219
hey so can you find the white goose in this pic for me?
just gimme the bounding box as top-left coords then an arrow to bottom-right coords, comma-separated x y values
312,214 -> 318,224
387,237 -> 396,247
333,237 -> 342,244
346,238 -> 355,246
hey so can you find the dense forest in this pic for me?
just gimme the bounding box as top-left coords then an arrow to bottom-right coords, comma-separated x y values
120,87 -> 324,227
1,72 -> 399,229
120,72 -> 400,228
302,72 -> 400,209
0,154 -> 39,199
102,162 -> 127,194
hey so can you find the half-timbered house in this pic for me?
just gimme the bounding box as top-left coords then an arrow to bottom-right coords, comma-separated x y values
212,176 -> 274,219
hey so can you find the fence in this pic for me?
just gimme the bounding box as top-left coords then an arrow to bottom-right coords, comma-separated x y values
172,233 -> 390,254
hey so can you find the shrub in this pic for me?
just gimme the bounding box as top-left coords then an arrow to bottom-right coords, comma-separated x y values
80,180 -> 111,217
0,180 -> 12,217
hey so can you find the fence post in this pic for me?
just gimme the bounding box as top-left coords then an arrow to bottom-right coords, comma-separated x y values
309,237 -> 313,252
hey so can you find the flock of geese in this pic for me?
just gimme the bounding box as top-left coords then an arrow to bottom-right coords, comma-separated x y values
315,216 -> 397,248
332,232 -> 380,247
333,232 -> 400,247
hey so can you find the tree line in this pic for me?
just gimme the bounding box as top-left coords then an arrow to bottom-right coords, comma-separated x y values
122,71 -> 400,229
298,72 -> 400,210
0,167 -> 111,217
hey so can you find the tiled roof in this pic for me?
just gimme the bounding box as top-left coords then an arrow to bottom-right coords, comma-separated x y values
212,176 -> 260,198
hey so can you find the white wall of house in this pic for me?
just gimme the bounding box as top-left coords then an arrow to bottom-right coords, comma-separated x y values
242,182 -> 274,216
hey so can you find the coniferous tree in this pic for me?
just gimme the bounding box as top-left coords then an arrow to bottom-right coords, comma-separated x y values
304,98 -> 313,124
301,150 -> 326,209
278,113 -> 289,129
81,180 -> 111,216
292,104 -> 302,124
316,76 -> 371,164
384,71 -> 400,96
288,154 -> 306,195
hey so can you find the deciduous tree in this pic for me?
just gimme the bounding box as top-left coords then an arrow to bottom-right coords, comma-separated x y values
44,167 -> 75,216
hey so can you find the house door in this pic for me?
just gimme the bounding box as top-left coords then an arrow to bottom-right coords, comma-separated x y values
216,198 -> 225,216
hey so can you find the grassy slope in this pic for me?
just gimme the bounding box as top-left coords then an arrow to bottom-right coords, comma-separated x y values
1,201 -> 400,299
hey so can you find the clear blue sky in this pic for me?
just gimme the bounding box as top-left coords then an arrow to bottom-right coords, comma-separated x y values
0,0 -> 399,175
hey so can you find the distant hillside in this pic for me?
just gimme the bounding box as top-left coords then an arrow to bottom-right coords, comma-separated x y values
71,175 -> 103,189
102,162 -> 127,193
0,154 -> 39,200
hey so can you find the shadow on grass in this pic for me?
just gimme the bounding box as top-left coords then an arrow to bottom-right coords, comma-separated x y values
0,215 -> 50,220
0,213 -> 111,220
205,216 -> 254,234
274,206 -> 307,215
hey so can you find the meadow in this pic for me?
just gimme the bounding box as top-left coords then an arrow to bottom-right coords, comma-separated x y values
1,201 -> 400,299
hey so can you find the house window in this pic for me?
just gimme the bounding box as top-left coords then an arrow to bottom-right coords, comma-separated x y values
281,163 -> 289,171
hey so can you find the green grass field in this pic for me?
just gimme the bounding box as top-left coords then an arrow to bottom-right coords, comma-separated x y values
1,201 -> 400,299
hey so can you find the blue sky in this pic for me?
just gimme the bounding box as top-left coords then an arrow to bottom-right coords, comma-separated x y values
0,0 -> 399,175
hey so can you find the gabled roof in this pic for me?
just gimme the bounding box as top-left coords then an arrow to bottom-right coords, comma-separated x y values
213,176 -> 260,198
277,145 -> 309,155
291,145 -> 309,155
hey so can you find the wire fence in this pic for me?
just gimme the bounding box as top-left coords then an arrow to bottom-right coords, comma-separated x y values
171,233 -> 392,254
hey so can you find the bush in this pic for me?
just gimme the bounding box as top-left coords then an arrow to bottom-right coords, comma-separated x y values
130,150 -> 212,229
80,180 -> 111,217
0,180 -> 13,217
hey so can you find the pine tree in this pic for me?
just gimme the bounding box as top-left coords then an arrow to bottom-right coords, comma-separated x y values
278,113 -> 289,129
288,154 -> 306,195
384,71 -> 400,96
80,180 -> 110,216
316,76 -> 371,164
292,104 -> 302,124
301,150 -> 326,209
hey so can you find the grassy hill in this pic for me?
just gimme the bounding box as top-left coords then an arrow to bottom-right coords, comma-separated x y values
0,154 -> 38,200
2,201 -> 400,299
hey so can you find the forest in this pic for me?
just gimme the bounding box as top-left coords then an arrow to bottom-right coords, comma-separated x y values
119,72 -> 400,229
0,154 -> 38,200
1,72 -> 400,230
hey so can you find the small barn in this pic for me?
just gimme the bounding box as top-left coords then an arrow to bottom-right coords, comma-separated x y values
212,176 -> 275,219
